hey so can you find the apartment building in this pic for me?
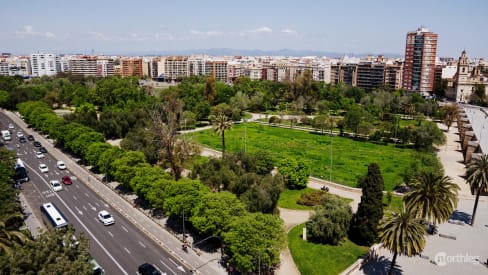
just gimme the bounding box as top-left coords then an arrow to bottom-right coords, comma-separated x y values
205,60 -> 227,82
120,58 -> 143,77
68,56 -> 114,77
30,53 -> 60,77
402,26 -> 438,93
69,57 -> 97,77
164,56 -> 188,81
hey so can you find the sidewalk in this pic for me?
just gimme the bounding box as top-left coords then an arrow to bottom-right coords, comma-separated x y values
5,110 -> 225,275
18,192 -> 43,239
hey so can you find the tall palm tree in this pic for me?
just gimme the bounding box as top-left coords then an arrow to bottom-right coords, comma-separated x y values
404,172 -> 459,232
213,113 -> 232,157
378,207 -> 426,275
465,154 -> 488,226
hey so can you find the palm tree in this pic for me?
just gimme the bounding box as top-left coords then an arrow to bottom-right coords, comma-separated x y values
465,154 -> 488,226
0,213 -> 30,255
378,207 -> 426,275
404,172 -> 459,233
212,113 -> 232,157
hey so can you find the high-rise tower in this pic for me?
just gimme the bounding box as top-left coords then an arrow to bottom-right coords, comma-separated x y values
402,26 -> 438,94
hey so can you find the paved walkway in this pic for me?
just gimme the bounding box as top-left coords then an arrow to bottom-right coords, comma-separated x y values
5,110 -> 225,275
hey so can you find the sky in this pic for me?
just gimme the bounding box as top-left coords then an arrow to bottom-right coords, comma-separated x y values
1,0 -> 487,58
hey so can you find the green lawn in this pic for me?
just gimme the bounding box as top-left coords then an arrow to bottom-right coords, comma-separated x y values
288,223 -> 369,275
278,188 -> 353,210
383,194 -> 404,212
189,123 -> 432,190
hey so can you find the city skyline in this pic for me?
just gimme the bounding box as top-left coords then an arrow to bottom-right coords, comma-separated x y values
1,0 -> 487,58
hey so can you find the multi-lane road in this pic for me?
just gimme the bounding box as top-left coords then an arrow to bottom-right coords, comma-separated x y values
0,112 -> 190,275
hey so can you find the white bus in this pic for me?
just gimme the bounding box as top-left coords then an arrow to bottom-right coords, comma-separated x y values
40,202 -> 69,229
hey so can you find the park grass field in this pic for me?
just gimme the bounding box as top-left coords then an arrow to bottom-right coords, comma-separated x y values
189,123 -> 436,190
288,223 -> 369,275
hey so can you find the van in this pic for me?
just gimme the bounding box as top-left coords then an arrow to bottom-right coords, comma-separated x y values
1,130 -> 11,141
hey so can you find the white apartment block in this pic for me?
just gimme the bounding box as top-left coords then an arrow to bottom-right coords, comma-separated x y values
0,56 -> 31,77
30,53 -> 59,77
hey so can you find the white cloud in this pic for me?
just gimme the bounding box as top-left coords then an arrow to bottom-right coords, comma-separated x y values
89,31 -> 109,41
154,33 -> 176,41
281,28 -> 296,34
15,25 -> 56,39
250,26 -> 273,33
45,32 -> 56,38
190,29 -> 224,37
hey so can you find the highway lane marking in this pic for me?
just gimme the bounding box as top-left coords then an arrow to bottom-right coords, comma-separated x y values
82,206 -> 87,211
88,203 -> 96,211
121,226 -> 128,232
124,247 -> 131,254
95,202 -> 100,207
22,166 -> 129,275
84,192 -> 90,197
72,195 -> 77,201
138,241 -> 146,248
74,207 -> 83,215
75,185 -> 80,189
159,260 -> 177,275
168,258 -> 178,267
107,231 -> 114,238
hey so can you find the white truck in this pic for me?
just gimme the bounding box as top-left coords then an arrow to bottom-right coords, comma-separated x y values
1,130 -> 11,141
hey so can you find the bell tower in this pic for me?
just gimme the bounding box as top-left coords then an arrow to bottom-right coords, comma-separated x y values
457,50 -> 469,83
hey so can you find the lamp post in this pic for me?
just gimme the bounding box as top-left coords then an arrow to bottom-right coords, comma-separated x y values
329,110 -> 333,182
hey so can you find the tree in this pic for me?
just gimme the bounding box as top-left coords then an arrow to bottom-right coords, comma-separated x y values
223,212 -> 286,273
349,163 -> 384,246
378,207 -> 426,275
190,191 -> 247,237
5,226 -> 93,274
277,157 -> 308,189
465,154 -> 488,226
163,178 -> 210,218
0,213 -> 30,255
307,195 -> 352,245
404,172 -> 459,232
112,151 -> 149,188
205,73 -> 216,103
239,174 -> 284,213
212,113 -> 232,157
440,104 -> 458,131
313,115 -> 328,134
413,122 -> 446,151
151,93 -> 200,180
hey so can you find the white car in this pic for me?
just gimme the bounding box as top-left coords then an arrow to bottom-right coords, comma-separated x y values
16,131 -> 24,138
39,163 -> 49,173
35,151 -> 45,159
56,161 -> 66,170
49,180 -> 62,192
8,123 -> 14,130
98,210 -> 115,226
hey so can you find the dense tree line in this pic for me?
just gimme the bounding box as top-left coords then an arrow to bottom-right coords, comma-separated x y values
16,101 -> 286,273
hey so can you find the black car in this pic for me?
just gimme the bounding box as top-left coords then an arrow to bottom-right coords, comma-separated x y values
33,141 -> 41,147
27,135 -> 34,141
19,136 -> 26,143
39,146 -> 47,153
138,263 -> 161,275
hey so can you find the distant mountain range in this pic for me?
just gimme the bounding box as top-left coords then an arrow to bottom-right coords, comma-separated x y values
98,48 -> 402,58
